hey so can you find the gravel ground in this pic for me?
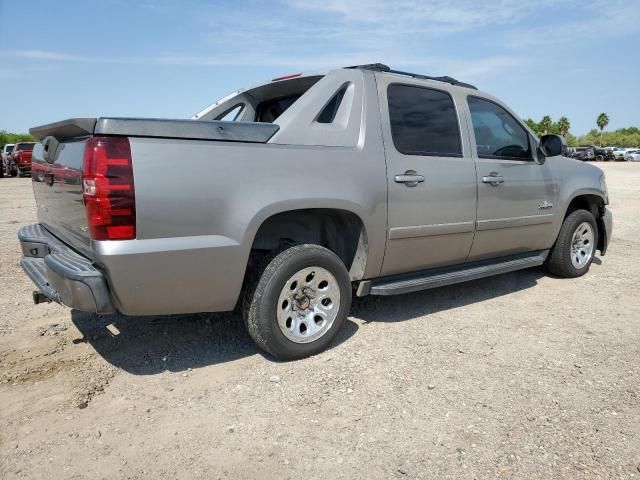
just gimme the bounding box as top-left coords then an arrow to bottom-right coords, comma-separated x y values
1,162 -> 639,479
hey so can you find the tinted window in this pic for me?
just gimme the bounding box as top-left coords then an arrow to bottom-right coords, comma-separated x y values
388,84 -> 462,157
216,104 -> 244,121
467,96 -> 530,160
256,95 -> 300,123
16,143 -> 35,151
317,85 -> 347,124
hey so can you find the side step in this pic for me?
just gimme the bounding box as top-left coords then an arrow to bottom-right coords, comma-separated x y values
357,250 -> 549,297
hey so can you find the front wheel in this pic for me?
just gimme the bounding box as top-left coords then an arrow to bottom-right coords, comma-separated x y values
546,209 -> 598,278
242,244 -> 352,360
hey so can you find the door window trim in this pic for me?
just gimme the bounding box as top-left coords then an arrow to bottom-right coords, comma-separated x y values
387,83 -> 464,158
467,95 -> 533,161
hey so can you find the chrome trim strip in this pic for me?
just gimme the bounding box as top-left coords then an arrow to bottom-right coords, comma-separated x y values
476,214 -> 554,231
389,221 -> 475,240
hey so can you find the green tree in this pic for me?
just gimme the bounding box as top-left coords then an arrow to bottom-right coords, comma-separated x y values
540,116 -> 552,135
557,117 -> 570,137
0,130 -> 36,149
596,113 -> 609,146
524,118 -> 541,136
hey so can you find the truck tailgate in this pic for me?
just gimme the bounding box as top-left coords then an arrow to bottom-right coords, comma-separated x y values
31,138 -> 92,256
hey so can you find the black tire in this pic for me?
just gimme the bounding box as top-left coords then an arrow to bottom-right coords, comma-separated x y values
242,244 -> 352,360
546,209 -> 598,278
0,163 -> 4,178
10,167 -> 18,177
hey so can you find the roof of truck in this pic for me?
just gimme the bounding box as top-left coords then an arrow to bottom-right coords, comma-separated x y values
345,63 -> 478,90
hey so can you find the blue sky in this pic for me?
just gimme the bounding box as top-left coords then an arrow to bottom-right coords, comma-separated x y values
1,0 -> 638,135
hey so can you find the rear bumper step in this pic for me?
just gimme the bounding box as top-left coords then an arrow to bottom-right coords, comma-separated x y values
357,250 -> 549,297
19,224 -> 114,314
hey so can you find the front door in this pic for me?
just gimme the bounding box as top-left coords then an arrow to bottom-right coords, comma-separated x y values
378,78 -> 478,276
464,95 -> 558,261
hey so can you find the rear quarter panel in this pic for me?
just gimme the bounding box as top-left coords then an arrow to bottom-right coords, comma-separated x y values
98,70 -> 387,316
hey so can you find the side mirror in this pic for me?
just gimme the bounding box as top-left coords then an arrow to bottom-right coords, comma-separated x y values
539,134 -> 567,158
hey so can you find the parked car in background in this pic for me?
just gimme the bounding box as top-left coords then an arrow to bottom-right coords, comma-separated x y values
10,142 -> 36,177
612,147 -> 628,161
573,146 -> 595,161
19,63 -> 612,359
624,150 -> 640,162
594,147 -> 615,162
1,143 -> 15,177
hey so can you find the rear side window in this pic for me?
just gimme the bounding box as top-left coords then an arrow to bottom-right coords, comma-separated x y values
467,96 -> 530,160
316,85 -> 347,124
216,104 -> 244,121
388,84 -> 462,157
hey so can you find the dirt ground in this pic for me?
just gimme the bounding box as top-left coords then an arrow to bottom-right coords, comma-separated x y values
1,162 -> 639,479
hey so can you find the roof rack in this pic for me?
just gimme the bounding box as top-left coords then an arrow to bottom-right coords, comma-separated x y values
345,63 -> 478,90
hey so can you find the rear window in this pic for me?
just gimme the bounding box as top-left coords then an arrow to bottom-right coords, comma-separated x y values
256,95 -> 300,123
387,84 -> 462,157
16,143 -> 35,151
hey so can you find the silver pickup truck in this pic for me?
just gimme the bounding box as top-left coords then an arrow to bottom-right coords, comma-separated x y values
20,63 -> 612,359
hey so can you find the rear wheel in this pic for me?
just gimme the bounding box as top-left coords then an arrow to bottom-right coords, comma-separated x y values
10,167 -> 18,177
242,244 -> 352,360
546,209 -> 598,278
0,163 -> 4,178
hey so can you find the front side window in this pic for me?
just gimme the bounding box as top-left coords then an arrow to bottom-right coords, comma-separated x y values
467,96 -> 530,160
388,84 -> 462,157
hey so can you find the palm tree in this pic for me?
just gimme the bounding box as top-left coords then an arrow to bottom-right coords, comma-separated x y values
540,116 -> 552,135
596,113 -> 609,146
557,117 -> 570,137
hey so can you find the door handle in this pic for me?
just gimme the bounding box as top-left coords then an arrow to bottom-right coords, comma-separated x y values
394,170 -> 425,187
482,172 -> 504,186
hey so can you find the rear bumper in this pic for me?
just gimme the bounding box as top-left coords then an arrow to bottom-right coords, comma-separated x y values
19,224 -> 114,314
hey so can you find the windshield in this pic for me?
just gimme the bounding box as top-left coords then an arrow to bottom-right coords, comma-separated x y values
4,145 -> 14,152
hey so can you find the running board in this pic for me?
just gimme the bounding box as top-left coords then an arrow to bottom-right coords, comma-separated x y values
357,250 -> 549,297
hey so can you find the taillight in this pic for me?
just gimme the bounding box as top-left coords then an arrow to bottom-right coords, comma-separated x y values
82,136 -> 135,241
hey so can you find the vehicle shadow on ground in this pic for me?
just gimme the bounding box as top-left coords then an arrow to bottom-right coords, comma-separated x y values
351,267 -> 546,323
71,267 -> 543,374
70,310 -> 359,374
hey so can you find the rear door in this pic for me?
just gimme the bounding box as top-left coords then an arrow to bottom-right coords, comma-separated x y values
463,95 -> 558,261
377,77 -> 478,276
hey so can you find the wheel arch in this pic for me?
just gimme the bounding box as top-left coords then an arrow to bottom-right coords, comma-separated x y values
245,204 -> 370,281
564,192 -> 607,253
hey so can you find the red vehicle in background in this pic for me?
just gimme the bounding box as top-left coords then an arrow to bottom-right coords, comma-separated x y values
9,142 -> 36,177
